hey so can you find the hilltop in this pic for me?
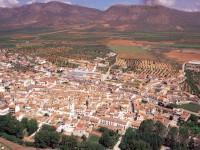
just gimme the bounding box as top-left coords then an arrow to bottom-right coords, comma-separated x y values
0,2 -> 200,31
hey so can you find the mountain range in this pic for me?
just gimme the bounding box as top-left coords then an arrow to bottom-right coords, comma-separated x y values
0,1 -> 200,31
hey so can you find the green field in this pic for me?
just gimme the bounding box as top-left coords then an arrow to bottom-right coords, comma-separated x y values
108,45 -> 154,59
178,103 -> 200,113
0,27 -> 200,65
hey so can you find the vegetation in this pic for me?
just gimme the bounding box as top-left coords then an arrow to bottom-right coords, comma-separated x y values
98,127 -> 120,149
178,115 -> 200,135
0,115 -> 38,145
55,60 -> 79,68
21,117 -> 38,136
120,119 -> 200,150
67,45 -> 112,60
0,114 -> 199,149
178,103 -> 200,113
108,45 -> 152,59
0,115 -> 24,139
185,70 -> 200,98
34,125 -> 119,149
78,141 -> 105,150
87,135 -> 100,143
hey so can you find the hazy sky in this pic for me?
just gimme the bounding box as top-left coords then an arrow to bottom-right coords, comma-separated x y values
0,0 -> 200,12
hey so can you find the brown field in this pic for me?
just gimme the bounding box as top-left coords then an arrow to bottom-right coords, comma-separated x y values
107,39 -> 151,47
107,39 -> 156,60
165,50 -> 200,62
13,34 -> 34,39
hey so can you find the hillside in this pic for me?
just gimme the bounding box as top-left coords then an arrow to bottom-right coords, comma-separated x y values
0,2 -> 200,31
0,2 -> 102,29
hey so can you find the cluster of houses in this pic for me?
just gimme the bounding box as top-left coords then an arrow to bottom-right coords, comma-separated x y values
0,49 -> 199,139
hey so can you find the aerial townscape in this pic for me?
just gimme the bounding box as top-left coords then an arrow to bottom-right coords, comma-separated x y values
0,0 -> 200,150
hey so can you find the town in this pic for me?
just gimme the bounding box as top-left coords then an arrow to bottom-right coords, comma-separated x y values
0,48 -> 199,143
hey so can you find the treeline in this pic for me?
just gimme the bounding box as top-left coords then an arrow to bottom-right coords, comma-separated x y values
54,59 -> 79,68
98,127 -> 119,149
0,114 -> 119,150
0,114 -> 38,146
185,70 -> 200,98
1,114 -> 199,150
120,117 -> 200,150
34,125 -> 120,149
67,45 -> 111,60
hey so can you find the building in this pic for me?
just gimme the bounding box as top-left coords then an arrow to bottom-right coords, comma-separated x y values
0,105 -> 9,116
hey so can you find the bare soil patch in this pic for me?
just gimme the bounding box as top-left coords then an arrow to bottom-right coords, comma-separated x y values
108,39 -> 144,46
165,50 -> 200,62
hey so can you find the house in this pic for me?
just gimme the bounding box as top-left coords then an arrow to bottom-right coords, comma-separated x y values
0,105 -> 9,116
73,122 -> 89,138
99,117 -> 127,132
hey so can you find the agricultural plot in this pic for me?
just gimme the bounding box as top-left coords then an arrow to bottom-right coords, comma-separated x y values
178,103 -> 200,113
108,45 -> 153,60
1,27 -> 199,69
165,50 -> 200,63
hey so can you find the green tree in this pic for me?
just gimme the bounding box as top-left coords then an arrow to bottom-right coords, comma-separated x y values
60,135 -> 78,150
41,124 -> 56,132
34,125 -> 60,148
21,117 -> 28,129
99,131 -> 113,148
35,130 -> 50,148
154,121 -> 167,138
78,141 -> 105,150
139,119 -> 154,133
119,128 -> 151,150
0,114 -> 24,139
179,127 -> 189,144
27,119 -> 38,135
166,127 -> 179,148
48,131 -> 60,148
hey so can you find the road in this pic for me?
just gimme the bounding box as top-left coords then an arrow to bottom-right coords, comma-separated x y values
113,136 -> 122,150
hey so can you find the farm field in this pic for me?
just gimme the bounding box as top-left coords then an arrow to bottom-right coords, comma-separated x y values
0,27 -> 200,66
107,39 -> 155,60
165,50 -> 200,63
178,103 -> 200,113
108,45 -> 153,59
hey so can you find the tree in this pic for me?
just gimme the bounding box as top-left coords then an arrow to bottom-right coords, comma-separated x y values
99,131 -> 113,148
139,119 -> 154,133
21,117 -> 28,129
128,140 -> 151,150
48,131 -> 60,148
60,135 -> 78,150
78,141 -> 105,150
0,114 -> 24,139
27,119 -> 38,135
154,121 -> 167,138
179,127 -> 189,144
41,124 -> 56,132
34,125 -> 60,148
166,127 -> 179,148
81,135 -> 87,142
35,130 -> 50,148
188,138 -> 195,150
119,128 -> 151,150
139,132 -> 163,150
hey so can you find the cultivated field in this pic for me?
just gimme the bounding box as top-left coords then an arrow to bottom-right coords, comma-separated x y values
165,50 -> 200,63
1,27 -> 200,67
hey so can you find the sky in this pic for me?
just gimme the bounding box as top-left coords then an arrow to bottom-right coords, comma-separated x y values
0,0 -> 200,12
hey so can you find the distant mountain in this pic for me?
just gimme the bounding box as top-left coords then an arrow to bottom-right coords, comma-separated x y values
0,2 -> 102,29
99,5 -> 200,31
0,2 -> 200,31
